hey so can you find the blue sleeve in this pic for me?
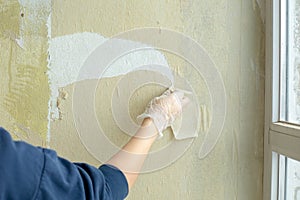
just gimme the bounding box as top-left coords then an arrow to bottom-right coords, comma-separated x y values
0,127 -> 129,200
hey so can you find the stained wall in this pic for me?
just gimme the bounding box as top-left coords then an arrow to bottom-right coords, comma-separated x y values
0,0 -> 264,199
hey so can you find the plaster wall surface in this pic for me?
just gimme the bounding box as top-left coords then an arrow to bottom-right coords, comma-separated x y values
0,0 -> 264,199
0,0 -> 50,145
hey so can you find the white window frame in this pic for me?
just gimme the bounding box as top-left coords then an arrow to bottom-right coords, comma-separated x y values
264,0 -> 300,199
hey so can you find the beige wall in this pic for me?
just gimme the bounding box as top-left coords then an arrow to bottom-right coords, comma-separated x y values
0,0 -> 264,199
0,0 -> 50,145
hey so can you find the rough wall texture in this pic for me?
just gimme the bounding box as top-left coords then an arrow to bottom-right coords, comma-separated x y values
0,0 -> 50,146
0,0 -> 264,199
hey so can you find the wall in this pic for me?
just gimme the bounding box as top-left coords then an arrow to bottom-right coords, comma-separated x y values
0,0 -> 264,199
0,0 -> 50,145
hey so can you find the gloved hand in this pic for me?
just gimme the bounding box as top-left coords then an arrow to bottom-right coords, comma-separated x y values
137,88 -> 190,138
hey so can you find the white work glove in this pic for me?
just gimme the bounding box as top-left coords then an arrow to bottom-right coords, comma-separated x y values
137,88 -> 190,138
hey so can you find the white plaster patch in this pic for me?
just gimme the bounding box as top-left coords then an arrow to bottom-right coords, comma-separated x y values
48,32 -> 172,120
46,12 -> 51,39
18,0 -> 51,36
46,8 -> 52,146
15,38 -> 25,49
18,0 -> 48,6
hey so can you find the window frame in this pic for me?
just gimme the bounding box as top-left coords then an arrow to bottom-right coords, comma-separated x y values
264,0 -> 300,200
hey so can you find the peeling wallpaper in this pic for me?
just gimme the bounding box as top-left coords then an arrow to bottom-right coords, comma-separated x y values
0,0 -> 264,200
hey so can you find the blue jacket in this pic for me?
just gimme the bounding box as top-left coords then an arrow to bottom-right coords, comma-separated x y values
0,127 -> 128,200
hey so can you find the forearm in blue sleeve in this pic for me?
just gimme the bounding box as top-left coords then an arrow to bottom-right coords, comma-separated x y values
0,127 -> 128,200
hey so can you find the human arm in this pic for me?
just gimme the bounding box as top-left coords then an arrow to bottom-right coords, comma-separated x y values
106,89 -> 189,190
0,89 -> 188,200
106,118 -> 158,189
0,128 -> 128,200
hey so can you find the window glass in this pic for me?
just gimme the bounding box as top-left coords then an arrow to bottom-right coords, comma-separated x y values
286,157 -> 300,200
281,0 -> 300,124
